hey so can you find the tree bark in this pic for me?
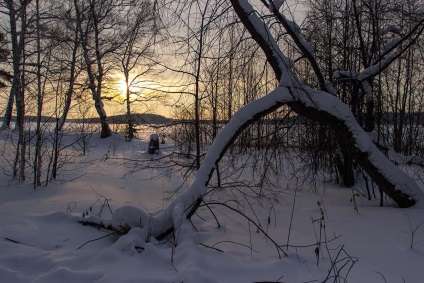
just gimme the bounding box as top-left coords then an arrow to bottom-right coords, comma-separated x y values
1,89 -> 14,130
1,0 -> 21,130
74,0 -> 111,139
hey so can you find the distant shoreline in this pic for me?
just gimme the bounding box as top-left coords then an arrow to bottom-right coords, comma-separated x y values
14,113 -> 171,125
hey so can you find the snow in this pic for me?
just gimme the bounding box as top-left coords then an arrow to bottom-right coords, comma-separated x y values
324,80 -> 337,95
380,24 -> 401,35
333,69 -> 358,79
357,53 -> 398,81
1,131 -> 424,282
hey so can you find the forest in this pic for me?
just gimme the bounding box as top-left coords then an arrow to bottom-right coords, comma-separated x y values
0,0 -> 423,282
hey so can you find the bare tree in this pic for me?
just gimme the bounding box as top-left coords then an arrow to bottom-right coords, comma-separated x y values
32,0 -> 44,187
73,0 -> 127,138
117,0 -> 158,140
1,0 -> 33,180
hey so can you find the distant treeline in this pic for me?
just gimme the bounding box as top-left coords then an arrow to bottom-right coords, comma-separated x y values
18,113 -> 170,125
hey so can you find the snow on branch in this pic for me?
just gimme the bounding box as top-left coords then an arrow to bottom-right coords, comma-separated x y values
264,0 -> 329,92
380,24 -> 401,36
383,37 -> 401,52
233,0 -> 294,86
332,18 -> 423,103
372,18 -> 424,71
292,86 -> 424,206
268,0 -> 285,13
333,51 -> 398,101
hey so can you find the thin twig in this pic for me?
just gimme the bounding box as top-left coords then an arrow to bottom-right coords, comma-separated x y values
77,232 -> 115,249
198,242 -> 223,252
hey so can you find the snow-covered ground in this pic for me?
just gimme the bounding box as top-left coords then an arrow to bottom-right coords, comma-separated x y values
0,132 -> 423,283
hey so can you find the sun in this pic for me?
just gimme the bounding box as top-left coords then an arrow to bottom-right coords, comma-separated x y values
116,79 -> 134,99
116,78 -> 143,101
118,80 -> 128,93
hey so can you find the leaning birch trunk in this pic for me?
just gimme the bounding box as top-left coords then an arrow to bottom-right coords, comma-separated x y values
146,0 -> 423,238
82,0 -> 423,243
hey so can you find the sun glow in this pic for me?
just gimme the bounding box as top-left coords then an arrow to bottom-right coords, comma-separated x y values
106,74 -> 172,117
116,78 -> 142,101
118,80 -> 128,93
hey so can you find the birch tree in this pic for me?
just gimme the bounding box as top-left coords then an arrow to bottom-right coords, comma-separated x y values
73,0 -> 125,138
1,0 -> 32,180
